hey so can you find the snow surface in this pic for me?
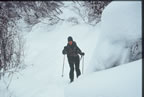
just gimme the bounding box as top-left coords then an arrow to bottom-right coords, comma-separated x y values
65,60 -> 142,97
0,1 -> 142,97
0,2 -> 98,97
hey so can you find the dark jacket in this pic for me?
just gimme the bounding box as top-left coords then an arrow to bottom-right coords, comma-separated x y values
62,41 -> 83,57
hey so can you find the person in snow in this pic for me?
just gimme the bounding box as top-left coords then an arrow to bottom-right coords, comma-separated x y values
62,36 -> 85,82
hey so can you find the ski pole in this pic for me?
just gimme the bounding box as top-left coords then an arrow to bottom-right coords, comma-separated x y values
62,55 -> 65,77
80,55 -> 83,60
82,56 -> 84,74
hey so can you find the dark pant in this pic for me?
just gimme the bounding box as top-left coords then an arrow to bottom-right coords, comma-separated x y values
67,55 -> 81,81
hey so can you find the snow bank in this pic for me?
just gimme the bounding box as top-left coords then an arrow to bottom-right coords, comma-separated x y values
65,59 -> 142,97
101,1 -> 141,41
86,1 -> 142,72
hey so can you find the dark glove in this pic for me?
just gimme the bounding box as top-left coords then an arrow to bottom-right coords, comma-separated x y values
63,51 -> 67,55
62,46 -> 67,55
80,52 -> 85,56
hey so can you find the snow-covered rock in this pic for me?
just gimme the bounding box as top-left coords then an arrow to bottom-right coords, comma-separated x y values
86,1 -> 142,72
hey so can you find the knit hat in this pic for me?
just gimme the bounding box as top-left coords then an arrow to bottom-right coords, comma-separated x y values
68,36 -> 73,42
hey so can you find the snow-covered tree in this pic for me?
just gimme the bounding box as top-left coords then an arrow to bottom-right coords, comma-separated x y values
0,1 -> 64,79
72,1 -> 111,25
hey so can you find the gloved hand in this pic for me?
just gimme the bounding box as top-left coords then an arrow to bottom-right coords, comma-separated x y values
81,52 -> 85,56
62,46 -> 67,55
63,51 -> 67,55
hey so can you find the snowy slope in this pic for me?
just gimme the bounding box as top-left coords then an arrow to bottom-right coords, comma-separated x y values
65,1 -> 142,97
0,2 -> 100,97
0,1 -> 142,97
65,59 -> 142,97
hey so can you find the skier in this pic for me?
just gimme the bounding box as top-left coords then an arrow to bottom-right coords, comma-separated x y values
62,36 -> 85,83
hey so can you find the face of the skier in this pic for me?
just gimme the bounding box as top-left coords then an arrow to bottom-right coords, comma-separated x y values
68,41 -> 73,45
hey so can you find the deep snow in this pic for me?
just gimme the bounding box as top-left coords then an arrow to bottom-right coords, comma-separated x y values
65,1 -> 142,97
65,60 -> 142,97
0,1 -> 142,97
0,2 -> 99,97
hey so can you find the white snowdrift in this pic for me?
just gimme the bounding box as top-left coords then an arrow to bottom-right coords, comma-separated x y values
65,59 -> 142,97
86,1 -> 142,72
101,1 -> 141,41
